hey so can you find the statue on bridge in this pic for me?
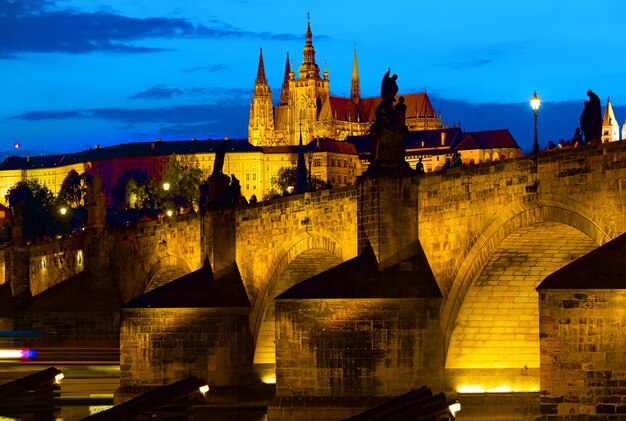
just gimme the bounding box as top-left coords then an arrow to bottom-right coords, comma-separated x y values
367,70 -> 411,173
200,139 -> 232,208
580,90 -> 602,144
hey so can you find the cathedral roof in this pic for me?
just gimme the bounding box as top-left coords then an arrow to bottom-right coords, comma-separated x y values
325,92 -> 436,124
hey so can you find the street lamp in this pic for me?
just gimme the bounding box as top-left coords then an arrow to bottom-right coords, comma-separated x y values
59,206 -> 67,216
162,182 -> 170,191
530,91 -> 541,156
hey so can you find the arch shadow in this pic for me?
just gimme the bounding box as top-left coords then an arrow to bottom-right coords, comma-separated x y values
440,193 -> 613,351
139,254 -> 191,295
249,232 -> 344,346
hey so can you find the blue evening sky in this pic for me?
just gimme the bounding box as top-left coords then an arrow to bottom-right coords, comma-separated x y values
2,0 -> 626,155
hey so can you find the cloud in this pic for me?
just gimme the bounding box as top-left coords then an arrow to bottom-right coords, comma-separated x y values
0,0 -> 301,56
11,103 -> 248,125
129,85 -> 249,101
182,64 -> 226,74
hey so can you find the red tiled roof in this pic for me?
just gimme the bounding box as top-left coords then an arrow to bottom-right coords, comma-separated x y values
308,138 -> 357,154
454,134 -> 481,151
466,129 -> 519,149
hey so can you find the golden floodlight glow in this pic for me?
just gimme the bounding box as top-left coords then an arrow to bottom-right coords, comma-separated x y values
458,384 -> 540,394
55,373 -> 64,384
448,401 -> 461,417
199,385 -> 209,395
262,375 -> 276,384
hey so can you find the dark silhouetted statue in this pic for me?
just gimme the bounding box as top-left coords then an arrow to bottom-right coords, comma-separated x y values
580,90 -> 602,143
211,139 -> 228,177
200,139 -> 231,208
368,70 -> 411,172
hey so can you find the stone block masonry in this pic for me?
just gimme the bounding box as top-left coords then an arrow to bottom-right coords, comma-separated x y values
275,298 -> 443,399
120,308 -> 252,389
539,290 -> 626,417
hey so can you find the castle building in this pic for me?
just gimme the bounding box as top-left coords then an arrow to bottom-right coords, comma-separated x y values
248,18 -> 441,147
602,97 -> 620,143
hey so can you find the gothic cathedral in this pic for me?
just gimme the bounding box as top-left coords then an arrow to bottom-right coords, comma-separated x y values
248,18 -> 442,147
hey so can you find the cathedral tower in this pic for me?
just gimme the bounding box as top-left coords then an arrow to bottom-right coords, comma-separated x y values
248,48 -> 275,146
601,97 -> 619,143
286,15 -> 330,145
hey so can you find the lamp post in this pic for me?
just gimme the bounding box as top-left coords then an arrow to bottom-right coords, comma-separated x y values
530,91 -> 541,157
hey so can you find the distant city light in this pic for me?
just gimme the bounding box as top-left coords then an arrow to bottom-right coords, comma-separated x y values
0,349 -> 36,359
199,384 -> 209,395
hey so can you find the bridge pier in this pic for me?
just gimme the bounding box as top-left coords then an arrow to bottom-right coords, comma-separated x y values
357,173 -> 420,270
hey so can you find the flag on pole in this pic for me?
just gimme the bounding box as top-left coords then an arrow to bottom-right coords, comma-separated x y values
13,141 -> 19,149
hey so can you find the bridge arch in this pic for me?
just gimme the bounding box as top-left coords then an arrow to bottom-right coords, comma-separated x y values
441,193 -> 612,392
250,232 -> 344,382
140,255 -> 191,294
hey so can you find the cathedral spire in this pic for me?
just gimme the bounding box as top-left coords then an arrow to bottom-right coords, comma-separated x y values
255,48 -> 267,84
298,13 -> 320,79
279,52 -> 291,105
350,45 -> 361,103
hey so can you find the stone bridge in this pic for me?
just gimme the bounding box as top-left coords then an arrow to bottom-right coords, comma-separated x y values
4,141 -> 626,395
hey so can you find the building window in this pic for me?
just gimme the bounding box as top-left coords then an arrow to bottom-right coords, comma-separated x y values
246,184 -> 249,189
343,159 -> 347,168
246,173 -> 250,180
331,159 -> 335,167
252,173 -> 257,181
343,176 -> 347,183
314,158 -> 321,167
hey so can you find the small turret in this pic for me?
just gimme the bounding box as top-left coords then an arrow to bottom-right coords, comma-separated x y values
601,97 -> 619,143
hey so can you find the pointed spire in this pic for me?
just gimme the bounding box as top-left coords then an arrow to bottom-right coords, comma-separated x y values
279,52 -> 291,105
283,52 -> 291,82
255,48 -> 267,84
350,45 -> 360,103
298,13 -> 320,79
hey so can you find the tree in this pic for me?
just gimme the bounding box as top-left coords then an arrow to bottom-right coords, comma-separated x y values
271,166 -> 327,194
57,169 -> 87,208
6,180 -> 56,241
112,169 -> 155,209
162,156 -> 203,212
